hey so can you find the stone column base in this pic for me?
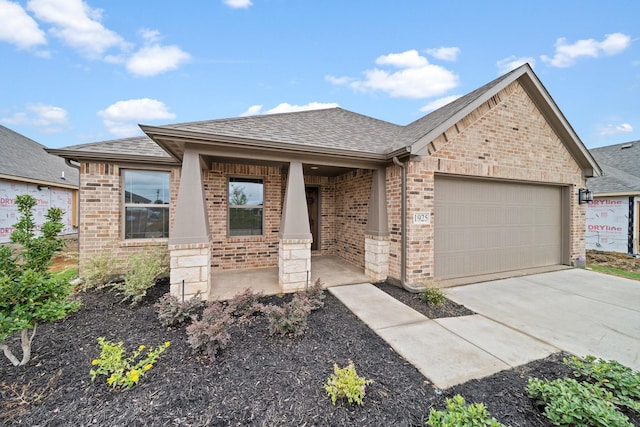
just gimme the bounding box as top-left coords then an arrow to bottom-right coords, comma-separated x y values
365,235 -> 389,282
278,238 -> 312,293
169,242 -> 211,300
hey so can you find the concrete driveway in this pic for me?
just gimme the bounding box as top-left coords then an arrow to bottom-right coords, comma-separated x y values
446,268 -> 640,370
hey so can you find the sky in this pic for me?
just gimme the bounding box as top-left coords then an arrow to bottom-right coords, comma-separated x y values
0,0 -> 638,150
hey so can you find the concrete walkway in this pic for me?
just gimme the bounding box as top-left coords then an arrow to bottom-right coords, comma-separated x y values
329,283 -> 558,389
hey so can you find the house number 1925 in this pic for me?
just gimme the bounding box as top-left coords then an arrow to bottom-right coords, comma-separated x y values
413,213 -> 431,225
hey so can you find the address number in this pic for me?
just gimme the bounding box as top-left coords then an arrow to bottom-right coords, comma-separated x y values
413,213 -> 431,225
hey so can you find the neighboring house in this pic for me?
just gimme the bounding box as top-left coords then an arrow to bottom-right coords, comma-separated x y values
49,64 -> 600,300
586,141 -> 640,254
0,125 -> 79,244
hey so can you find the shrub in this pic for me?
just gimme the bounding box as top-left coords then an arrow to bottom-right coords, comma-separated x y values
422,282 -> 446,307
303,278 -> 326,310
226,288 -> 264,319
324,360 -> 372,406
427,394 -> 506,427
527,377 -> 632,427
186,302 -> 234,360
0,194 -> 80,366
90,337 -> 170,389
111,248 -> 168,305
81,249 -> 118,289
263,293 -> 312,337
155,293 -> 203,327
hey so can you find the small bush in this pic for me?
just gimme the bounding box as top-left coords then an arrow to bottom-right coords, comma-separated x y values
427,394 -> 506,427
226,288 -> 264,319
304,278 -> 326,310
81,250 -> 118,289
324,360 -> 372,406
112,248 -> 168,305
155,293 -> 203,328
527,377 -> 632,427
422,282 -> 446,307
186,302 -> 234,360
89,337 -> 170,389
263,293 -> 312,337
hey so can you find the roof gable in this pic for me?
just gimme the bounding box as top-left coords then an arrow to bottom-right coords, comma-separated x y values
588,141 -> 640,194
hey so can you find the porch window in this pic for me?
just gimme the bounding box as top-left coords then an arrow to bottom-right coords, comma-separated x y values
123,170 -> 170,239
228,177 -> 263,236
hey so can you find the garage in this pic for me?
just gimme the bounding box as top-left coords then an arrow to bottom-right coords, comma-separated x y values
434,176 -> 567,280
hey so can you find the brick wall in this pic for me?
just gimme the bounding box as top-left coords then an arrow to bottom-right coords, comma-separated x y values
396,80 -> 586,284
304,175 -> 336,255
334,169 -> 372,268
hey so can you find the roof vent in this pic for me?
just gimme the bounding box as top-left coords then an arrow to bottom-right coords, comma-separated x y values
621,143 -> 633,149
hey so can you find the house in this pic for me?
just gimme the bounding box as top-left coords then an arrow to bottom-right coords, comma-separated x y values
48,64 -> 600,300
0,125 -> 79,244
586,141 -> 640,254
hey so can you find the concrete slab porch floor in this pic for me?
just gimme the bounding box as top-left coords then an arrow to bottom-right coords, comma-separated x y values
209,255 -> 370,300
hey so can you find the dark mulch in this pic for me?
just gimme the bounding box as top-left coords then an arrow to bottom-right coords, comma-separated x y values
375,281 -> 474,318
2,280 -> 637,426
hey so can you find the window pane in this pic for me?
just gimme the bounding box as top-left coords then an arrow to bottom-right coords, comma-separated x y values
124,171 -> 170,205
229,177 -> 263,206
229,208 -> 263,236
125,207 -> 169,239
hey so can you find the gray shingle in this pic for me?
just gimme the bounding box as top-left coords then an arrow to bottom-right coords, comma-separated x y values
588,141 -> 640,194
61,135 -> 172,159
0,125 -> 79,186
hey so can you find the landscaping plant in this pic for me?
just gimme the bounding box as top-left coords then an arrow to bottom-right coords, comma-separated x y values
155,293 -> 203,327
111,247 -> 168,305
427,394 -> 506,427
263,292 -> 313,337
324,360 -> 372,406
186,301 -> 235,360
0,194 -> 80,366
90,337 -> 170,389
422,282 -> 446,307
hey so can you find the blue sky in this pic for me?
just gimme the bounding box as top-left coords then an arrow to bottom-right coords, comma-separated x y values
0,0 -> 638,150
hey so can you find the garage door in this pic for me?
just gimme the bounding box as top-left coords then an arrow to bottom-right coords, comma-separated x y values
435,177 -> 563,280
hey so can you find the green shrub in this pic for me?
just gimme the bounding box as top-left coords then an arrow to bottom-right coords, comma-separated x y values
427,394 -> 506,427
565,355 -> 640,412
186,302 -> 234,360
81,249 -> 118,289
422,282 -> 446,307
263,293 -> 312,337
111,248 -> 168,305
90,337 -> 170,389
527,377 -> 632,427
324,360 -> 372,406
155,293 -> 203,327
0,194 -> 80,366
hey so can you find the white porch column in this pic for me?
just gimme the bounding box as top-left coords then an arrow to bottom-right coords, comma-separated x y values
279,161 -> 312,292
168,148 -> 211,299
365,168 -> 389,282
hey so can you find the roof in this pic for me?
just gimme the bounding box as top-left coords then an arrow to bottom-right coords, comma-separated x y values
0,125 -> 79,188
50,64 -> 600,177
588,141 -> 640,195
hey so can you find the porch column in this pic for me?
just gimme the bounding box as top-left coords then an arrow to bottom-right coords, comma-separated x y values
168,148 -> 211,300
365,167 -> 390,282
279,161 -> 312,292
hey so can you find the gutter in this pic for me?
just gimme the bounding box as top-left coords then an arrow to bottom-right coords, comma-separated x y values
65,158 -> 80,169
392,156 -> 424,293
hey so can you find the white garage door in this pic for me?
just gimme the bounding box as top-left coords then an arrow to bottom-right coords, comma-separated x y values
435,177 -> 563,280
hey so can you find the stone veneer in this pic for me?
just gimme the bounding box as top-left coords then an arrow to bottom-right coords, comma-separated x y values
364,235 -> 389,282
278,238 -> 312,292
169,243 -> 211,300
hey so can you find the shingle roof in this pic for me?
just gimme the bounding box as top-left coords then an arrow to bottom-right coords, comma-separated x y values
59,135 -> 173,159
588,141 -> 640,194
0,125 -> 78,187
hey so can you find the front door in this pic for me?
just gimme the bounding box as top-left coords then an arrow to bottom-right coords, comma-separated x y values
306,186 -> 319,251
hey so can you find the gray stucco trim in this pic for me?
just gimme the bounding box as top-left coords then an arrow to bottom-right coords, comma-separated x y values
366,168 -> 389,237
279,161 -> 312,240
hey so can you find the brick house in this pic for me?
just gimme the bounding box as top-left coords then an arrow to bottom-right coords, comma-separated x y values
49,64 -> 600,299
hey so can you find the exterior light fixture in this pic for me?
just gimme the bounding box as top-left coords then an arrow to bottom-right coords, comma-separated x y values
37,185 -> 50,191
578,188 -> 593,204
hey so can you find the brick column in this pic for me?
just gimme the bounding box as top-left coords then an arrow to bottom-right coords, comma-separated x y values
365,168 -> 390,282
365,235 -> 389,282
169,243 -> 211,300
278,239 -> 312,292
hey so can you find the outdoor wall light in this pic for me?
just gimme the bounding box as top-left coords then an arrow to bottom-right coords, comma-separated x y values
37,185 -> 50,191
578,188 -> 593,204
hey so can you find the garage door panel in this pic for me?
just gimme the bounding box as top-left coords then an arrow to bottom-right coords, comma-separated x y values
435,177 -> 563,280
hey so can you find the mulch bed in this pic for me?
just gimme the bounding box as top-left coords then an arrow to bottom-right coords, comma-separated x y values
2,280 -> 636,426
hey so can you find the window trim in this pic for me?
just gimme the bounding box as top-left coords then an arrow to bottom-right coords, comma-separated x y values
227,175 -> 265,237
121,169 -> 171,240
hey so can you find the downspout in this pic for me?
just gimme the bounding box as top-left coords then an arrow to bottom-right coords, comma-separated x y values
65,158 -> 80,169
392,157 -> 424,293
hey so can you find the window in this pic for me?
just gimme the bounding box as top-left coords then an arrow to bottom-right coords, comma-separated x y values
123,170 -> 170,239
228,177 -> 263,236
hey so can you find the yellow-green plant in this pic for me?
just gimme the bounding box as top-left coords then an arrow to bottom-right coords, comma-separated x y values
422,282 -> 446,307
113,247 -> 168,305
90,337 -> 170,389
324,360 -> 372,405
427,394 -> 506,427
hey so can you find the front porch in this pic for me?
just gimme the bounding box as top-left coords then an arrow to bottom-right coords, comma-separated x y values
209,255 -> 371,300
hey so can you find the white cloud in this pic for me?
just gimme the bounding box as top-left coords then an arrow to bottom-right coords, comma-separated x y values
27,0 -> 128,58
98,98 -> 175,137
425,47 -> 460,61
0,0 -> 46,49
324,75 -> 352,85
240,102 -> 339,117
127,44 -> 190,77
497,56 -> 535,74
0,103 -> 68,133
597,123 -> 633,136
419,95 -> 461,113
541,33 -> 631,68
224,0 -> 252,8
332,49 -> 459,99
